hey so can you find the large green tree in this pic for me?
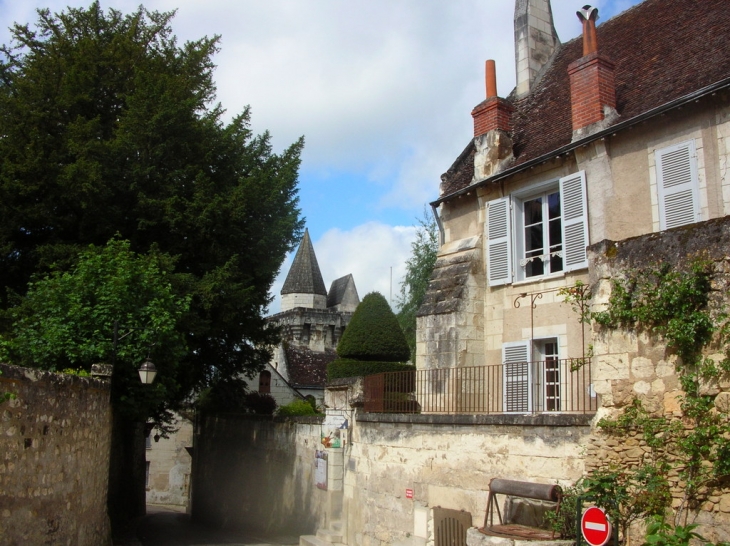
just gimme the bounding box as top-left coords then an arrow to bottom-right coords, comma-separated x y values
396,211 -> 439,362
0,3 -> 303,529
0,3 -> 303,392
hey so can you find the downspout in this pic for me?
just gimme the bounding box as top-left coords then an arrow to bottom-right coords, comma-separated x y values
430,203 -> 444,246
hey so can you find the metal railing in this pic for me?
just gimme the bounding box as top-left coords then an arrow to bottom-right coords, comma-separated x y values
363,359 -> 596,415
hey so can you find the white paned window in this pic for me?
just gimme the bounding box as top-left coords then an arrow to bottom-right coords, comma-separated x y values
487,171 -> 588,285
656,140 -> 700,230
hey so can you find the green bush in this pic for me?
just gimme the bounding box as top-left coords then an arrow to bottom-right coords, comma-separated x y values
337,292 -> 410,362
243,391 -> 277,415
328,359 -> 415,380
277,398 -> 317,417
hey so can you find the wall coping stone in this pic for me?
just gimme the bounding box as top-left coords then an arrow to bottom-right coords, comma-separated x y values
356,412 -> 594,427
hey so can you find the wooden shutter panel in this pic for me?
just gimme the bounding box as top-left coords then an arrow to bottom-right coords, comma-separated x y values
502,341 -> 531,412
487,197 -> 512,286
656,141 -> 699,230
560,171 -> 589,272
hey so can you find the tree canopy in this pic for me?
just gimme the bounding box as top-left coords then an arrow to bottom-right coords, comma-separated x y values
337,292 -> 410,362
0,3 -> 303,400
1,239 -> 189,422
396,211 -> 439,362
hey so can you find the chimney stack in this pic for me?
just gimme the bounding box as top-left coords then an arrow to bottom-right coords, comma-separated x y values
472,60 -> 514,137
471,61 -> 514,181
568,5 -> 617,136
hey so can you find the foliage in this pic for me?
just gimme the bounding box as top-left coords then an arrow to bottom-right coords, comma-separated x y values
1,239 -> 189,423
0,2 -> 303,403
61,368 -> 91,377
544,482 -> 583,539
642,515 -> 707,546
328,359 -> 415,380
0,370 -> 15,403
396,211 -> 439,362
242,391 -> 277,415
337,292 -> 410,362
589,257 -> 730,528
277,398 -> 318,417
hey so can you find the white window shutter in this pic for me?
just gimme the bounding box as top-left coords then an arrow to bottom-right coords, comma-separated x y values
486,197 -> 512,286
656,141 -> 699,230
502,341 -> 532,413
560,171 -> 589,272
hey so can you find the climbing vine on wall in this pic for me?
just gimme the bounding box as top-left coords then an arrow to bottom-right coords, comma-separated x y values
587,257 -> 730,530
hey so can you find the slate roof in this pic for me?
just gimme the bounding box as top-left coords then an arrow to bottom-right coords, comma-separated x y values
281,229 -> 327,296
326,274 -> 357,308
284,346 -> 337,388
439,0 -> 730,200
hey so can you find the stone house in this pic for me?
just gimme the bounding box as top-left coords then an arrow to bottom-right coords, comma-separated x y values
257,229 -> 360,408
419,0 -> 730,413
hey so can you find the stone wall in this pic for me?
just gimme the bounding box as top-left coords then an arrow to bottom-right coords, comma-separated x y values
146,415 -> 193,507
191,412 -> 327,536
344,412 -> 591,546
0,363 -> 112,546
587,217 -> 730,543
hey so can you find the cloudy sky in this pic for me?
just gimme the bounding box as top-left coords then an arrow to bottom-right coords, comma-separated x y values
0,0 -> 641,312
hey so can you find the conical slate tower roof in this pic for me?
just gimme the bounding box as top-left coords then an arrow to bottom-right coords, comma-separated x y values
281,229 -> 327,296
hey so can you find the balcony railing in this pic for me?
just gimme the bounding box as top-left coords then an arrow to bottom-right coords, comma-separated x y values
363,359 -> 596,415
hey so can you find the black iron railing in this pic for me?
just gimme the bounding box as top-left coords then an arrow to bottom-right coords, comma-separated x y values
363,359 -> 596,414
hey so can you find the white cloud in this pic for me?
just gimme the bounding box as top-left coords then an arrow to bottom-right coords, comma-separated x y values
269,222 -> 416,314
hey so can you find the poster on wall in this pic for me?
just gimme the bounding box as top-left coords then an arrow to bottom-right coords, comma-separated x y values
315,450 -> 328,490
321,415 -> 348,448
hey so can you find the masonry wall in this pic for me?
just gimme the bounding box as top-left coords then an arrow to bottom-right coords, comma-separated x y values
587,217 -> 730,543
146,415 -> 193,507
0,363 -> 112,546
343,412 -> 591,546
191,413 -> 327,536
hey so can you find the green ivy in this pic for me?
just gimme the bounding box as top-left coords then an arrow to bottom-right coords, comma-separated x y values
585,257 -> 730,533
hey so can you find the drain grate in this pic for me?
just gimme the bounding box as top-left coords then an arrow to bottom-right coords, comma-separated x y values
434,506 -> 472,546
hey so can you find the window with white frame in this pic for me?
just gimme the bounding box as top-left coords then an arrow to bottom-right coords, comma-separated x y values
502,338 -> 560,413
655,140 -> 700,231
486,171 -> 589,286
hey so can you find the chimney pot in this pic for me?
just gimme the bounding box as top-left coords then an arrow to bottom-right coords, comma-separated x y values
577,5 -> 599,56
485,60 -> 497,99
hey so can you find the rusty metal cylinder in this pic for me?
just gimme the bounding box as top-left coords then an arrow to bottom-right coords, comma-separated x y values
488,478 -> 562,502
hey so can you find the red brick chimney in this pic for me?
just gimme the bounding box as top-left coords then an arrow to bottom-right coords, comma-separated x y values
568,6 -> 616,133
472,60 -> 514,137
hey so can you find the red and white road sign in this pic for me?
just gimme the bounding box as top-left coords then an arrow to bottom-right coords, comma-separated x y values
581,507 -> 612,546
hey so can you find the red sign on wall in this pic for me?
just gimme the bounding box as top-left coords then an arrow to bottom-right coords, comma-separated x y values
405,489 -> 413,499
581,507 -> 612,546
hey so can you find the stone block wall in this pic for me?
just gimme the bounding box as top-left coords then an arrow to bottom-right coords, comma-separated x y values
191,413 -> 327,536
0,363 -> 112,546
587,217 -> 730,543
146,415 -> 193,507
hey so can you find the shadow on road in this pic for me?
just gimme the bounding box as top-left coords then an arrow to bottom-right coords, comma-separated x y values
135,505 -> 300,546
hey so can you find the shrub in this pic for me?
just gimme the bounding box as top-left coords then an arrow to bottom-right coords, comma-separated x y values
337,292 -> 409,362
243,391 -> 277,415
277,398 -> 318,417
328,359 -> 415,380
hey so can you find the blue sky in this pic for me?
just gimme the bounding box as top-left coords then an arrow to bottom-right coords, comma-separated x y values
0,0 -> 643,311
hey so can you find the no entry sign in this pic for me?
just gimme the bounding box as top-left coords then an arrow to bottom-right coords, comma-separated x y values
581,507 -> 612,546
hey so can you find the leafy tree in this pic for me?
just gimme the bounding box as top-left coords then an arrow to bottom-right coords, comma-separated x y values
1,239 -> 189,423
0,2 -> 303,399
337,292 -> 410,362
0,3 -> 303,529
396,211 -> 439,362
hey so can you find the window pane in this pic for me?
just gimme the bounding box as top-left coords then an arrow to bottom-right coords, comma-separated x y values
525,224 -> 543,253
526,258 -> 544,277
548,192 -> 561,219
524,197 -> 543,225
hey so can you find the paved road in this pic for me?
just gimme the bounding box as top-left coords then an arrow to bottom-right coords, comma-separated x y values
128,505 -> 301,546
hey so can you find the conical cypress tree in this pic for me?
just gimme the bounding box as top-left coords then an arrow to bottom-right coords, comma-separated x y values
336,292 -> 410,362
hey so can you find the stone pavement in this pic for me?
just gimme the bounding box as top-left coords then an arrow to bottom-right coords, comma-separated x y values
113,504 -> 301,546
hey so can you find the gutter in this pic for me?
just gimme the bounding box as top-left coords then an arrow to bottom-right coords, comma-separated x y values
431,76 -> 730,207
